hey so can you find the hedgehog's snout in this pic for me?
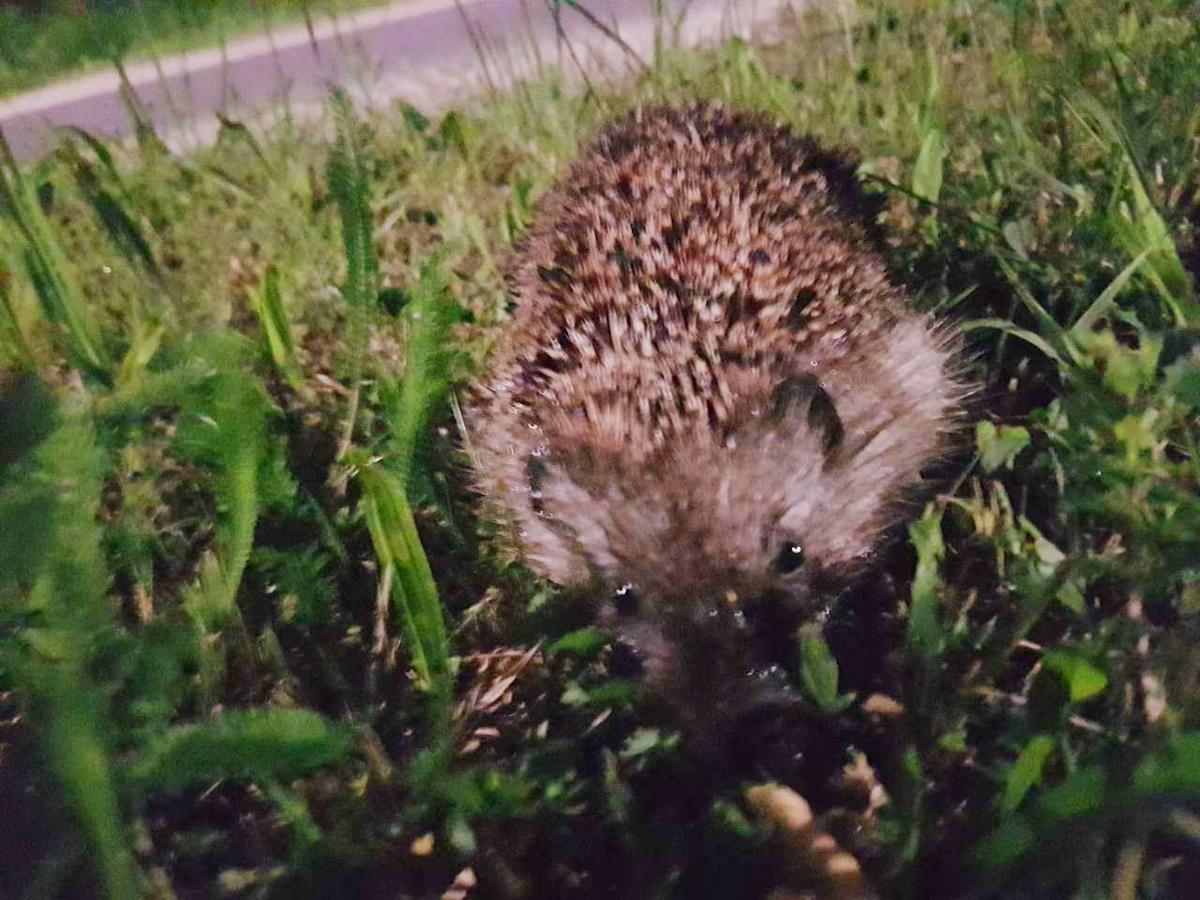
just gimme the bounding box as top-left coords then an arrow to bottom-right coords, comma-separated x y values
608,587 -> 814,775
604,578 -> 815,681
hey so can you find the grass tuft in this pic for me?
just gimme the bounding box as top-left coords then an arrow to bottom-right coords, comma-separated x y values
0,132 -> 112,381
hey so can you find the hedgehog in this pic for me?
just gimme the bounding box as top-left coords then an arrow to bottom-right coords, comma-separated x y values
467,103 -> 963,746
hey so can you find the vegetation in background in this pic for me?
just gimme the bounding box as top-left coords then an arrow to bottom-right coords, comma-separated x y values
0,0 -> 384,99
1,0 -> 1198,897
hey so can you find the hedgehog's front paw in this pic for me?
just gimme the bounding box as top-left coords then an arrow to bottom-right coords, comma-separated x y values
744,784 -> 873,900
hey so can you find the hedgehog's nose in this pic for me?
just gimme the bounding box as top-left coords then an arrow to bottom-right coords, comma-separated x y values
698,589 -> 768,635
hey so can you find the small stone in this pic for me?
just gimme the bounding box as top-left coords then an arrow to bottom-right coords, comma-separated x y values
862,693 -> 905,717
744,784 -> 814,834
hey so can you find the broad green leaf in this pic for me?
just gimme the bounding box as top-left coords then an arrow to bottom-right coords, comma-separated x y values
1074,331 -> 1161,400
21,626 -> 72,660
1040,766 -> 1107,820
561,680 -> 639,709
976,421 -> 1031,472
912,128 -> 944,203
799,627 -> 851,713
1002,219 -> 1033,259
938,730 -> 968,752
1002,734 -> 1055,812
1132,732 -> 1200,796
548,628 -> 609,657
975,816 -> 1036,870
620,727 -> 679,761
1165,354 -> 1200,408
1043,651 -> 1108,703
1056,580 -> 1086,615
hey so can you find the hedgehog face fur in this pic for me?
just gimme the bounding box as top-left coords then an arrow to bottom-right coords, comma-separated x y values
469,104 -> 964,733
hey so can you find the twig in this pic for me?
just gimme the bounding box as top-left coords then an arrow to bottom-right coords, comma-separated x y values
560,1 -> 651,74
329,378 -> 361,495
549,1 -> 597,100
1111,835 -> 1146,900
372,563 -> 393,660
455,0 -> 500,98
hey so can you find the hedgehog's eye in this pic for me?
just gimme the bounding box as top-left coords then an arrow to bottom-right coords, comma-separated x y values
612,583 -> 640,616
775,543 -> 806,575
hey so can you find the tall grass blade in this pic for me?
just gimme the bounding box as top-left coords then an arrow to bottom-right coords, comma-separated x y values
250,264 -> 303,389
1065,93 -> 1198,325
911,47 -> 944,204
113,318 -> 164,394
39,679 -> 140,899
59,138 -> 161,278
1112,165 -> 1198,324
215,113 -> 272,170
355,456 -> 450,694
959,318 -> 1067,367
325,91 -> 451,711
1070,251 -> 1149,337
0,253 -> 34,365
0,131 -> 112,381
114,60 -> 167,155
62,127 -> 125,186
996,257 -> 1082,368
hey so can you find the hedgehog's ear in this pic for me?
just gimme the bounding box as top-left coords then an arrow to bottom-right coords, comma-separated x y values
769,375 -> 844,458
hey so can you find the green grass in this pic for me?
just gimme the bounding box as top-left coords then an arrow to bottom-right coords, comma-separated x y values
1,0 -> 1199,896
0,0 -> 386,99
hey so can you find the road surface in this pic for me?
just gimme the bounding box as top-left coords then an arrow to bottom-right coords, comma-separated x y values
0,0 -> 799,160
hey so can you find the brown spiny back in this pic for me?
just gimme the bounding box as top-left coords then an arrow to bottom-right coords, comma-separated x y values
469,103 -> 962,599
495,104 -> 908,458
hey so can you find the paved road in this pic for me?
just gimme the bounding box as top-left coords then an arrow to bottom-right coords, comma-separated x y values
0,0 -> 795,160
